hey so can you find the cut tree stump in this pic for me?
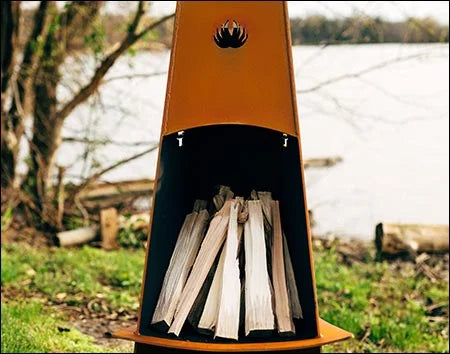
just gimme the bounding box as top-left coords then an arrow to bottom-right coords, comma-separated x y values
376,223 -> 449,256
271,201 -> 295,335
100,208 -> 119,250
244,200 -> 274,336
169,200 -> 232,336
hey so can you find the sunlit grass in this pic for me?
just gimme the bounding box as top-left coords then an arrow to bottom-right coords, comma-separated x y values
1,242 -> 448,353
1,300 -> 111,353
1,243 -> 145,310
315,247 -> 449,353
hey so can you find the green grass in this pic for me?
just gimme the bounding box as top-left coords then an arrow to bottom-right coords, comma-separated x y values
1,243 -> 448,353
1,243 -> 145,310
315,247 -> 449,353
1,300 -> 110,353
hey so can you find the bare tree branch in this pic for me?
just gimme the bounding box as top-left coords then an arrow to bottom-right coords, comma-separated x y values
62,136 -> 158,147
55,4 -> 175,122
10,1 -> 54,119
103,71 -> 167,83
71,144 -> 159,198
389,1 -> 444,42
1,1 -> 21,188
1,1 -> 21,96
297,52 -> 438,94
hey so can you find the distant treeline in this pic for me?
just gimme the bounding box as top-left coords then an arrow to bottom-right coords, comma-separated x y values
19,10 -> 449,50
290,16 -> 449,45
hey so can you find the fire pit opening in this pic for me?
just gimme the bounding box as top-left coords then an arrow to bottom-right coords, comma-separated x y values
138,124 -> 318,342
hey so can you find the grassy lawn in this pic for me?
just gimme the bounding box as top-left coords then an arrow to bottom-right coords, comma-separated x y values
1,300 -> 112,353
1,242 -> 448,353
314,247 -> 449,353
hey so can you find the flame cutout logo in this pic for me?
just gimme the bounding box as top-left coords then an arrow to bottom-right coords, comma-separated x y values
214,20 -> 248,48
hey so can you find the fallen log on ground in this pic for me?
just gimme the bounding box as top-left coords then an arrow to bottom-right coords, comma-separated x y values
78,178 -> 155,200
376,223 -> 449,256
303,156 -> 342,168
57,226 -> 98,247
77,179 -> 155,210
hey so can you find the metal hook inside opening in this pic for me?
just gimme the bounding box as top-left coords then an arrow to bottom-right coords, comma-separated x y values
177,131 -> 184,147
282,133 -> 288,148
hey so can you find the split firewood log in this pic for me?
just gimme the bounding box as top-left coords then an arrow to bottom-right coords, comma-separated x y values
283,232 -> 303,319
215,199 -> 244,340
169,200 -> 232,336
244,200 -> 274,336
187,253 -> 219,330
198,200 -> 244,337
197,242 -> 227,334
151,201 -> 209,330
271,200 -> 295,335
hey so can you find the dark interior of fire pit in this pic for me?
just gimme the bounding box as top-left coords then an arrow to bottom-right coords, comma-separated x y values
138,124 -> 319,342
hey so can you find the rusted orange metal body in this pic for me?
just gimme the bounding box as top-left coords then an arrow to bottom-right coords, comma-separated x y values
162,1 -> 298,136
115,319 -> 350,352
113,1 -> 352,352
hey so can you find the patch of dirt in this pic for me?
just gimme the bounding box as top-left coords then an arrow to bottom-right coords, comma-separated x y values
1,225 -> 53,247
313,235 -> 373,265
52,299 -> 138,352
1,287 -> 47,303
2,287 -> 136,352
70,314 -> 135,352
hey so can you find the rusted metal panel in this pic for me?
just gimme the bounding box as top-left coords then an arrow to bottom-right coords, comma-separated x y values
113,319 -> 352,352
162,1 -> 299,136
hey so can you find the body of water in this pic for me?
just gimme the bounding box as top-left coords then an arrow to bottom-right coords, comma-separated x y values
57,43 -> 449,240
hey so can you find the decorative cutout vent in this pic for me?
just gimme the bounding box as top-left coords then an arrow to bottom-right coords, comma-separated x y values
214,20 -> 248,48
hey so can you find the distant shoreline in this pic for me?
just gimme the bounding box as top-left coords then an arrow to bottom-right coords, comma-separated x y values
17,10 -> 449,53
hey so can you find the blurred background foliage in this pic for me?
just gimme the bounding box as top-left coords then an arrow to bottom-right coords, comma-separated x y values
16,8 -> 449,52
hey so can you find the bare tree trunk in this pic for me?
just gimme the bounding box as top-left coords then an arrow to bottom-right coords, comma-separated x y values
2,1 -> 54,190
30,65 -> 62,203
1,1 -> 21,188
26,2 -> 173,219
13,1 -> 174,237
25,1 -> 103,222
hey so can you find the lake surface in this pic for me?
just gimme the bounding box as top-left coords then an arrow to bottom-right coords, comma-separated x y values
58,43 -> 449,240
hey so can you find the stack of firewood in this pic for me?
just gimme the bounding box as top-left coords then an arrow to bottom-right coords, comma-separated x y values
151,186 -> 302,340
